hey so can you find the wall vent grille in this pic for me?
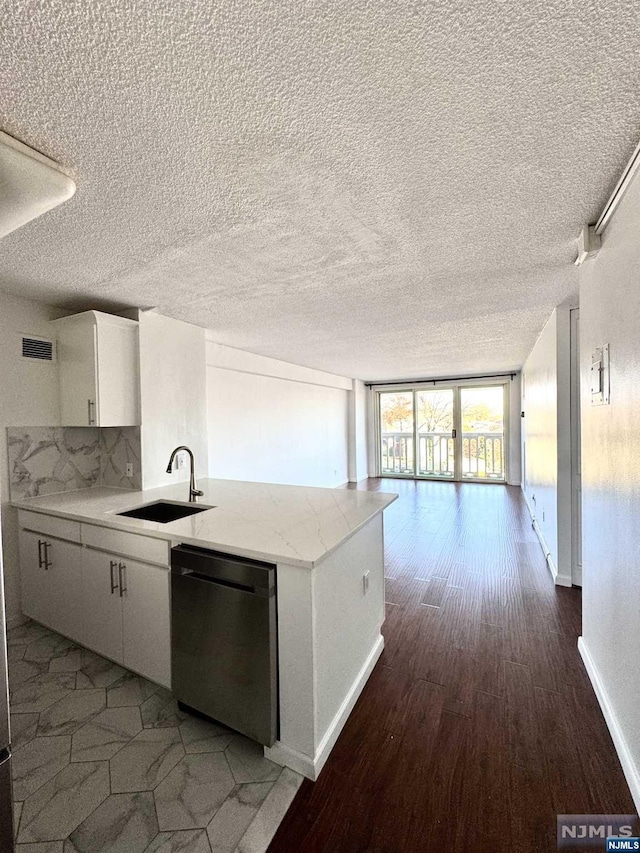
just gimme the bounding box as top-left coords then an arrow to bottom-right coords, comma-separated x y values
21,336 -> 54,362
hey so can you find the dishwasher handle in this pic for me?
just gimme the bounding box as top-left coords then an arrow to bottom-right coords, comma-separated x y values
173,566 -> 274,598
171,544 -> 276,594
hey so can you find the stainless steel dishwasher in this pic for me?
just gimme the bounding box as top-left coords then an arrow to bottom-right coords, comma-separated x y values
170,545 -> 278,747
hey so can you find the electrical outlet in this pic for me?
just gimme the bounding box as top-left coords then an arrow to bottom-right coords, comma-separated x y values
363,570 -> 370,594
177,451 -> 187,470
125,462 -> 134,478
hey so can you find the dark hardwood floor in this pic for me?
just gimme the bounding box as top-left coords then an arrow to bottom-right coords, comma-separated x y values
269,478 -> 635,853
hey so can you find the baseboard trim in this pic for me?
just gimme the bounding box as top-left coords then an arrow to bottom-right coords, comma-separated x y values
264,741 -> 316,780
522,491 -> 571,587
312,634 -> 384,777
578,637 -> 640,812
6,613 -> 28,631
265,634 -> 384,781
531,518 -> 572,587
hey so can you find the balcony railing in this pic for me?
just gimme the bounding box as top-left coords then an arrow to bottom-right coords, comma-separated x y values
418,433 -> 454,477
381,431 -> 505,480
462,432 -> 504,480
380,433 -> 413,475
381,432 -> 454,477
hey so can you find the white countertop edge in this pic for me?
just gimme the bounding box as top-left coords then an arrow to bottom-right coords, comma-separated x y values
10,486 -> 398,569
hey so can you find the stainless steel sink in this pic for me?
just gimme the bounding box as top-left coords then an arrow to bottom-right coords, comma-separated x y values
117,501 -> 214,524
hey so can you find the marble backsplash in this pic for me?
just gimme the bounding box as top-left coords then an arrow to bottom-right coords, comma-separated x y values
100,427 -> 142,490
7,426 -> 142,500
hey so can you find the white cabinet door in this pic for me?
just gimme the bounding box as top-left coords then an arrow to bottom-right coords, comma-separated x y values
52,311 -> 140,427
19,531 -> 83,640
55,315 -> 99,426
19,529 -> 47,624
95,319 -> 140,427
81,548 -> 124,663
43,538 -> 84,643
21,517 -> 170,687
121,559 -> 171,688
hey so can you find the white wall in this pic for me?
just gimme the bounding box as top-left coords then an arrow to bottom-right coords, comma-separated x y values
206,339 -> 350,488
139,312 -> 208,489
508,373 -> 522,486
556,307 -> 573,585
578,168 -> 640,811
522,312 -> 559,568
0,291 -> 62,627
348,380 -> 369,482
521,306 -> 572,584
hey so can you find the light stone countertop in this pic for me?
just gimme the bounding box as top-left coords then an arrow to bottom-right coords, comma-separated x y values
11,478 -> 398,568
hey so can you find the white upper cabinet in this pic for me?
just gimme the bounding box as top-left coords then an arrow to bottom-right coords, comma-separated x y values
51,311 -> 140,426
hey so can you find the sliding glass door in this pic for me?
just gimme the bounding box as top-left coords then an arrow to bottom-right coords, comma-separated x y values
379,391 -> 414,475
416,388 -> 455,478
461,386 -> 505,481
378,383 -> 507,482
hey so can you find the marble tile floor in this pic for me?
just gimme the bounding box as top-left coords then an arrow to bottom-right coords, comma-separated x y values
7,620 -> 303,852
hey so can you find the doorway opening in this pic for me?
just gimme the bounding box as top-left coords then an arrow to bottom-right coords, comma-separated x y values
570,308 -> 582,587
377,382 -> 508,482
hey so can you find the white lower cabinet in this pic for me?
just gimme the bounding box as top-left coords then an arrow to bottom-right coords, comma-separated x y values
121,558 -> 171,687
19,517 -> 171,689
47,538 -> 84,643
19,528 -> 47,626
81,548 -> 171,688
19,529 -> 83,643
81,548 -> 124,664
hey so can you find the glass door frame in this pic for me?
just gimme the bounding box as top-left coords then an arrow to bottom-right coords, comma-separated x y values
415,385 -> 458,480
377,389 -> 416,478
375,379 -> 510,483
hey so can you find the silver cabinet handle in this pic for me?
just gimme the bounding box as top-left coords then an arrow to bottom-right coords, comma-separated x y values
43,541 -> 52,571
38,539 -> 44,569
118,562 -> 127,597
110,560 -> 118,594
88,399 -> 96,425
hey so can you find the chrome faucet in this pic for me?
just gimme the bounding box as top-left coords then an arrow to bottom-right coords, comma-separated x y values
166,446 -> 204,503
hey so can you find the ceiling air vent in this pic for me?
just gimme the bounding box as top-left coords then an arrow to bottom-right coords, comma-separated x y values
21,335 -> 54,362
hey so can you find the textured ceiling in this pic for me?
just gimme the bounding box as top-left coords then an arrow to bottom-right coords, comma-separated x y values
1,0 -> 640,381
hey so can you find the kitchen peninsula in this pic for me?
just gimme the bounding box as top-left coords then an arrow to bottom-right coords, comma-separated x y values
12,478 -> 397,780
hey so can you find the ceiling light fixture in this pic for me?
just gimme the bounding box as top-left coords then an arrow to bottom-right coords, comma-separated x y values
0,130 -> 76,239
